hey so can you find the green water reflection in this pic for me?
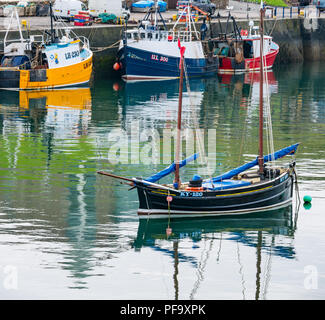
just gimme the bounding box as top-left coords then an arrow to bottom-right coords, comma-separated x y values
0,62 -> 324,299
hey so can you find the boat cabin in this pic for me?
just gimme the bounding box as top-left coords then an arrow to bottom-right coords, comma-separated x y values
1,37 -> 88,71
212,36 -> 274,60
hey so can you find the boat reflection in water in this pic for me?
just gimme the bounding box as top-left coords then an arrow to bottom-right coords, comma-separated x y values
118,78 -> 205,128
218,70 -> 278,99
19,88 -> 92,137
135,204 -> 296,250
19,88 -> 92,109
134,204 -> 298,299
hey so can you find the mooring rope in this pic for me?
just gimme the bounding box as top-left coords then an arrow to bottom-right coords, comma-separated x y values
90,40 -> 120,52
267,19 -> 277,37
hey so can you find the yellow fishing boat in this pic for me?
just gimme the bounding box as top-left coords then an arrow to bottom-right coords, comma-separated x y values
0,5 -> 93,90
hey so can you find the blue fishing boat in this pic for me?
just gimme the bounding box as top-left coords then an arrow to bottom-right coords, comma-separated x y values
99,7 -> 299,218
115,2 -> 218,81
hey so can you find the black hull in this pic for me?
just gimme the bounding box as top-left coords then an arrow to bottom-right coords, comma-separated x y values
136,171 -> 294,218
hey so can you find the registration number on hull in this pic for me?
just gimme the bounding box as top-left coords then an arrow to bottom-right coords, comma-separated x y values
180,191 -> 203,197
151,54 -> 168,62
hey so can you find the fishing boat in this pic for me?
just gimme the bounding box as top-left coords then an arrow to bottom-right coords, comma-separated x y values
99,6 -> 299,218
0,3 -> 93,90
115,1 -> 218,81
211,14 -> 279,74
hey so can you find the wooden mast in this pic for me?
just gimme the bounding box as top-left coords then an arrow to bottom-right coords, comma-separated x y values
174,45 -> 185,189
258,6 -> 265,175
49,1 -> 55,43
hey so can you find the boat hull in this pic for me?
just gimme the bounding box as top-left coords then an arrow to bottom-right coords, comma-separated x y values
117,44 -> 218,81
0,52 -> 93,90
218,48 -> 279,74
136,171 -> 294,218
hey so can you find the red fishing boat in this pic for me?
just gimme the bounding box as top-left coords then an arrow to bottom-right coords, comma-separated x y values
211,15 -> 279,74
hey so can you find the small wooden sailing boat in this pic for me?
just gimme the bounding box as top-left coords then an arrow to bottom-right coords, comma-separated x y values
115,1 -> 218,81
99,6 -> 299,218
0,3 -> 93,90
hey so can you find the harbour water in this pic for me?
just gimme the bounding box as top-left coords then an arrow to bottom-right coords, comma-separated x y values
0,62 -> 324,299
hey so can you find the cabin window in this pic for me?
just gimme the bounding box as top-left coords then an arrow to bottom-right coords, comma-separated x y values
140,33 -> 146,39
155,33 -> 159,39
127,33 -> 132,39
243,41 -> 253,58
148,33 -> 152,39
133,33 -> 139,40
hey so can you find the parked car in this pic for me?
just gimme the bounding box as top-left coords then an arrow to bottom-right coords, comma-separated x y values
89,0 -> 129,17
131,0 -> 167,13
177,0 -> 216,15
313,0 -> 325,11
36,3 -> 50,16
299,0 -> 311,6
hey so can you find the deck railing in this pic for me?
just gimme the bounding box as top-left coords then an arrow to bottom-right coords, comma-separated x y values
126,29 -> 200,42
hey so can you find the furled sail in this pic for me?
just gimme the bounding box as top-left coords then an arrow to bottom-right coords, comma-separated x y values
206,143 -> 299,183
145,153 -> 199,183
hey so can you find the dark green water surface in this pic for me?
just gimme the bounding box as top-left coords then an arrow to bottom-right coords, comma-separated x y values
0,62 -> 324,299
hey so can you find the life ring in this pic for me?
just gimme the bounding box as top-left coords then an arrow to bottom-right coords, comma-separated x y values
240,29 -> 248,37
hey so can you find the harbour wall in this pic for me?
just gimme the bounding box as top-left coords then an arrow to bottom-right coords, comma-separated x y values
1,17 -> 325,77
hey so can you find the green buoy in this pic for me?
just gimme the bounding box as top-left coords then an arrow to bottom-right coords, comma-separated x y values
303,195 -> 312,203
304,202 -> 312,210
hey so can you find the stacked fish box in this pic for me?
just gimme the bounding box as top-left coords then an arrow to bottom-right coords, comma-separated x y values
74,11 -> 92,26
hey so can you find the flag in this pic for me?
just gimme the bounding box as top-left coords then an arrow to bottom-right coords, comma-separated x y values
178,39 -> 186,70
